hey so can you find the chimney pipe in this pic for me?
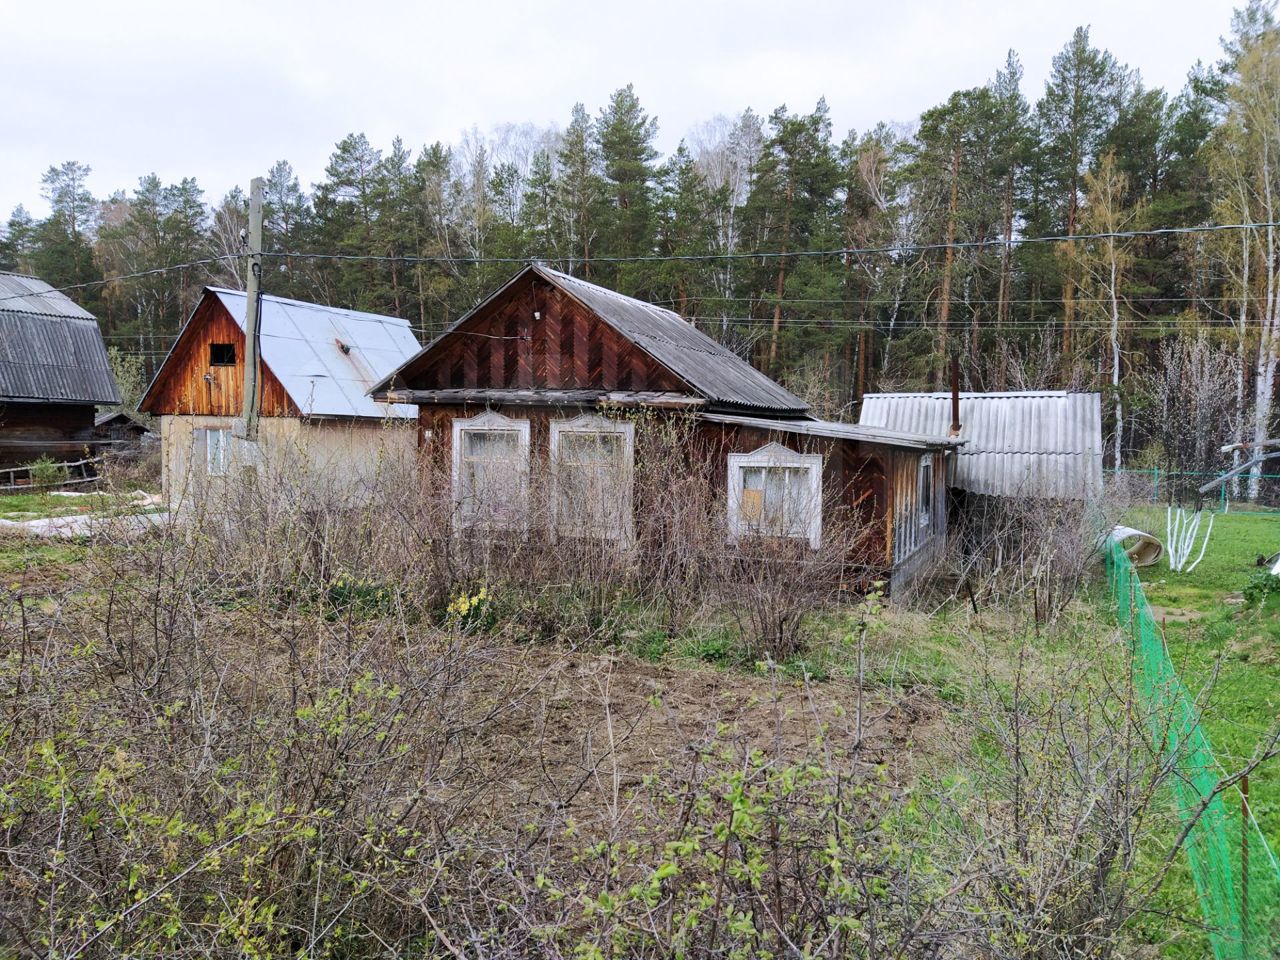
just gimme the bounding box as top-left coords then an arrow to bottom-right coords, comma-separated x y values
949,355 -> 962,438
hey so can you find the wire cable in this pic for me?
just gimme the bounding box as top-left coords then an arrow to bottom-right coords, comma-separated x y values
1,219 -> 1276,307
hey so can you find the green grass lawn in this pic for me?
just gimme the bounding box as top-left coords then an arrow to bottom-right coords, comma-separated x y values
0,491 -> 119,521
0,491 -> 165,522
1122,506 -> 1280,856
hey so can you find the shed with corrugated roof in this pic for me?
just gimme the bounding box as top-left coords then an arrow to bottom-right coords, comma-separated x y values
858,391 -> 1103,500
0,272 -> 120,467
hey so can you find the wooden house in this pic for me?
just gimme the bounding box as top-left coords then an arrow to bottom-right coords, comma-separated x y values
139,288 -> 422,504
0,272 -> 120,468
372,265 -> 958,593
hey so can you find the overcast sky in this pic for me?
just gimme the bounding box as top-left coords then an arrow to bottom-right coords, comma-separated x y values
4,0 -> 1241,220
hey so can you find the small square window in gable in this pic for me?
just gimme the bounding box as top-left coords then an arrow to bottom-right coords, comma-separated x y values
209,343 -> 236,366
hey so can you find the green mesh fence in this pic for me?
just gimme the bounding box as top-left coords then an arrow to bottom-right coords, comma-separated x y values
1105,540 -> 1280,959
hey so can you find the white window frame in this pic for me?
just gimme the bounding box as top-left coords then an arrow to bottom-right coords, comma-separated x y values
727,442 -> 823,549
550,414 -> 635,544
195,426 -> 231,477
451,410 -> 531,532
918,453 -> 934,529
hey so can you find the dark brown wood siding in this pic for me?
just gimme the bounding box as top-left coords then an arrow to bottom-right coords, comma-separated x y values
0,402 -> 97,467
139,296 -> 296,418
397,278 -> 688,394
415,404 -> 904,582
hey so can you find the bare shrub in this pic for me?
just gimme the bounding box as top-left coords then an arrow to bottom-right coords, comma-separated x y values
947,492 -> 1112,623
4,430 -> 1274,957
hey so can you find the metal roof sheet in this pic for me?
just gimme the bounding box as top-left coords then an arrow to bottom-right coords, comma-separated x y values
858,391 -> 1103,498
699,411 -> 961,451
208,289 -> 420,419
374,265 -> 810,416
0,273 -> 119,404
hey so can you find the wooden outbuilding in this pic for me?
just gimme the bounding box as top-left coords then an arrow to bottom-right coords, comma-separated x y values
139,287 -> 422,505
0,272 -> 120,468
373,265 -> 958,593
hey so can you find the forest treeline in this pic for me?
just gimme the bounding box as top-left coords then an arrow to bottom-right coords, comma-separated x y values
5,5 -> 1280,480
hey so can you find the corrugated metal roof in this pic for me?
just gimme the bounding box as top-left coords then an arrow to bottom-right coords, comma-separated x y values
858,391 -> 1103,498
373,265 -> 810,416
0,272 -> 120,404
207,289 -> 420,419
699,411 -> 960,451
537,267 -> 809,415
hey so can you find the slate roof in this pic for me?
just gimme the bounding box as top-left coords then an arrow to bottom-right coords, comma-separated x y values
858,391 -> 1103,499
372,264 -> 811,416
0,272 -> 120,405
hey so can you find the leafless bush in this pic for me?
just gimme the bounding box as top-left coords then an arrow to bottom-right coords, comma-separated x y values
1138,333 -> 1245,501
2,426 -> 1265,957
947,492 -> 1112,623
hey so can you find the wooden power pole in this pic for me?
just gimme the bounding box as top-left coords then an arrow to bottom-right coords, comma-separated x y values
241,177 -> 265,443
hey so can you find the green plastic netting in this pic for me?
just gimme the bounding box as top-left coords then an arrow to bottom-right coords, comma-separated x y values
1105,540 -> 1280,959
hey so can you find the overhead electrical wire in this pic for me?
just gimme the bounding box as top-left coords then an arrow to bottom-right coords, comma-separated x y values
256,220 -> 1280,266
2,219 -> 1280,307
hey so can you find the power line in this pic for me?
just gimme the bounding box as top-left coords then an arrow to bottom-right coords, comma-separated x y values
0,256 -> 239,305
258,220 -> 1280,266
653,293 -> 1275,307
2,218 -> 1277,308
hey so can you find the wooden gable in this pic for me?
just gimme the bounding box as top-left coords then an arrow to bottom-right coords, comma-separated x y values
394,273 -> 690,395
139,294 -> 296,418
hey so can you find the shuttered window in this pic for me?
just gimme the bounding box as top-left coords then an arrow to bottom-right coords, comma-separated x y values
551,416 -> 634,542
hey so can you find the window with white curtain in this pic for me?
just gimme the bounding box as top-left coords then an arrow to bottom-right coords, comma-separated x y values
194,427 -> 230,476
727,442 -> 823,548
452,411 -> 530,530
550,414 -> 634,542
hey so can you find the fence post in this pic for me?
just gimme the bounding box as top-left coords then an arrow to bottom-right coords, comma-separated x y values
1242,773 -> 1250,956
1153,467 -> 1160,503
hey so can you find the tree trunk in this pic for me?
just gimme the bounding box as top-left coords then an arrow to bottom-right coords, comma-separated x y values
998,168 -> 1015,329
936,146 -> 961,383
767,183 -> 795,371
1250,144 -> 1279,501
1109,241 -> 1123,470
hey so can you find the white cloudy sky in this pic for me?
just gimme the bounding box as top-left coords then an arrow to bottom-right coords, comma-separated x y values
4,0 -> 1240,219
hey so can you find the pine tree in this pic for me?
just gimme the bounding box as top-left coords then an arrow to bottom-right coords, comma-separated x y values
555,103 -> 605,278
312,133 -> 385,310
596,84 -> 660,293
1034,27 -> 1126,352
740,100 -> 841,374
652,143 -> 715,316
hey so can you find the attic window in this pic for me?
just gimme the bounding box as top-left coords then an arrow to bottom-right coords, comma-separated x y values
209,343 -> 236,366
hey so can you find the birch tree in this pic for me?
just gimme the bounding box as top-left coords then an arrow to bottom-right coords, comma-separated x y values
1219,21 -> 1280,498
1077,152 -> 1138,468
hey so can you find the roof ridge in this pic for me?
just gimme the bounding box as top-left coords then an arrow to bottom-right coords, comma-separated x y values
210,286 -> 412,326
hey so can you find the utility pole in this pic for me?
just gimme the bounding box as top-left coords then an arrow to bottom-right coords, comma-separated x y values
241,177 -> 264,442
